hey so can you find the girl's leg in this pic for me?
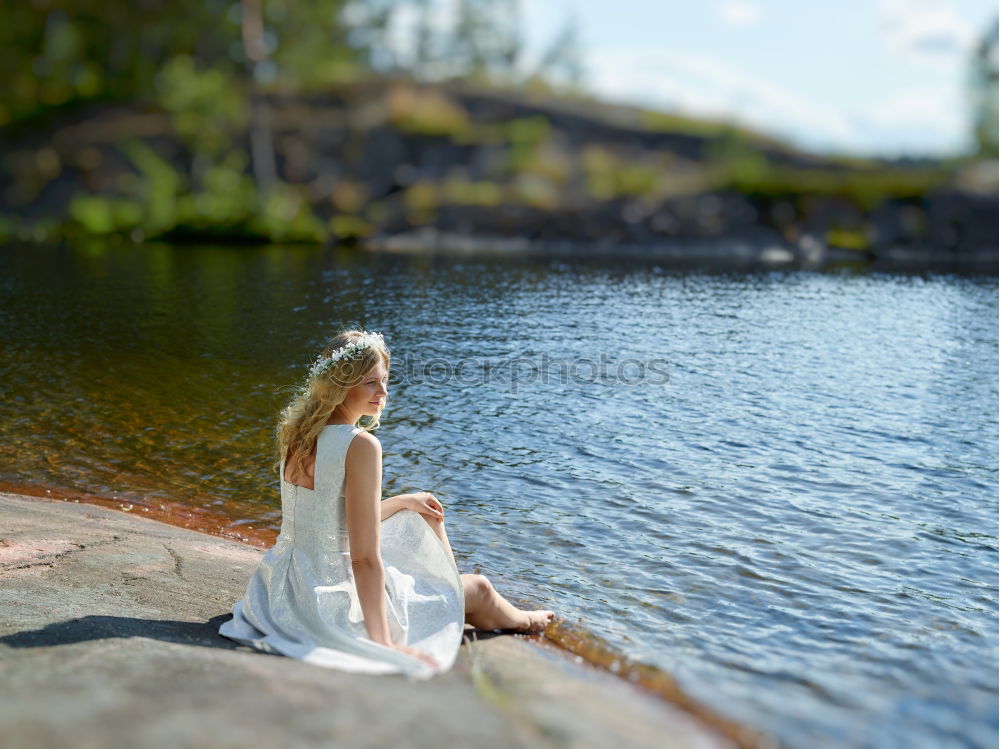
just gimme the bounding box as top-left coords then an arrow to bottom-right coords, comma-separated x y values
418,513 -> 555,632
461,573 -> 555,633
420,514 -> 458,570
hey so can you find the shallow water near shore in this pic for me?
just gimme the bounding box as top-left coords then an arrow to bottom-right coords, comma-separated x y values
1,242 -> 996,747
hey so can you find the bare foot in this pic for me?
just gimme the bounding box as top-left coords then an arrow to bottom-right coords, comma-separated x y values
514,609 -> 556,633
463,574 -> 557,633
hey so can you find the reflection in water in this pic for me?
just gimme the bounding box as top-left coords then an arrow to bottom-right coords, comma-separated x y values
0,243 -> 996,748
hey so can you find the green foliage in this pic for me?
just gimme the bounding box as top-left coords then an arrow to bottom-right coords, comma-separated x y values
969,16 -> 999,156
581,145 -> 661,200
403,181 -> 439,224
704,129 -> 769,186
68,195 -> 141,234
701,126 -> 952,210
0,0 -> 376,131
513,143 -> 571,186
157,56 -> 248,157
506,116 -> 551,172
0,0 -> 242,126
442,177 -> 504,206
616,163 -> 660,198
719,164 -> 951,212
120,140 -> 182,232
173,152 -> 256,233
266,0 -> 362,88
387,86 -> 472,138
63,140 -> 324,243
826,228 -> 871,251
640,110 -> 726,137
256,184 -> 327,241
66,139 -> 179,236
509,174 -> 559,210
0,1 -> 982,248
328,214 -> 374,239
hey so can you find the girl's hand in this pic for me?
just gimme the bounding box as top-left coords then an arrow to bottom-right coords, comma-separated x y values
406,492 -> 444,521
390,643 -> 440,670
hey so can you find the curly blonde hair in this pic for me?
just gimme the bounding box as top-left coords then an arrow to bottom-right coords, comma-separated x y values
276,330 -> 391,479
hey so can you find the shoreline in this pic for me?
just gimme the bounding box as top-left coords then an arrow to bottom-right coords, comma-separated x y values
1,485 -> 769,748
363,229 -> 999,272
3,80 -> 995,264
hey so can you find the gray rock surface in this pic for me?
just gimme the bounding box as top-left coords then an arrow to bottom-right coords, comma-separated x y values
0,492 -> 736,748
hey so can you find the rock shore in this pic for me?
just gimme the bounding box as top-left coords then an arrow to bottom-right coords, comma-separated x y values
0,492 -> 743,748
3,80 -> 995,267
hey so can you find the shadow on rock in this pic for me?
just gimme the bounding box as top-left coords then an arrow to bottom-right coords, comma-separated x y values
0,613 -> 239,650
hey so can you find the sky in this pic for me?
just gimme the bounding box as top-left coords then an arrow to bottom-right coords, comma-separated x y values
520,0 -> 997,157
386,0 -> 999,158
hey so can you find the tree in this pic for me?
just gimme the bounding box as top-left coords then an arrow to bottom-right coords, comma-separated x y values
969,16 -> 998,157
533,13 -> 584,92
446,0 -> 521,82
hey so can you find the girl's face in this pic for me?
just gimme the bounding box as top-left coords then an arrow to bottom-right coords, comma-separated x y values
345,360 -> 389,417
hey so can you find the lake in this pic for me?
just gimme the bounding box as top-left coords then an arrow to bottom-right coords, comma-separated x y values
1,242 -> 996,747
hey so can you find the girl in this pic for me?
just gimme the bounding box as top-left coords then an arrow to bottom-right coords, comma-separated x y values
220,329 -> 555,678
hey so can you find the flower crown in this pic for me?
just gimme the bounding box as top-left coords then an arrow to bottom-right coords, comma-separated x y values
308,331 -> 386,381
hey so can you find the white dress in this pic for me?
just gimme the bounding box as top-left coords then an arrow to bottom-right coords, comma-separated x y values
219,423 -> 465,680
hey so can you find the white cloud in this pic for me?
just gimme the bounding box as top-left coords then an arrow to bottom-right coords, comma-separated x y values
373,0 -> 975,156
864,86 -> 962,129
878,0 -> 977,67
718,0 -> 761,28
853,84 -> 972,155
586,47 -> 866,154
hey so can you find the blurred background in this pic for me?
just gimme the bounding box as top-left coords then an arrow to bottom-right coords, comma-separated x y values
1,0 -> 997,261
1,4 -> 998,747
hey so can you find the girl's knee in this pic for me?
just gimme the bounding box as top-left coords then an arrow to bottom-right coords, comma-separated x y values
473,574 -> 493,597
464,573 -> 492,599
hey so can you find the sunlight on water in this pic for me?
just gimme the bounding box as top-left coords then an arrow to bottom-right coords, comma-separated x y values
0,243 -> 996,747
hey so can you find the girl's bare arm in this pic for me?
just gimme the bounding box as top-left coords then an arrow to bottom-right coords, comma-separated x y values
343,432 -> 392,646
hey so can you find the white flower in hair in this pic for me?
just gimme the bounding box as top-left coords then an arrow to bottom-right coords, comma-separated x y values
308,331 -> 386,380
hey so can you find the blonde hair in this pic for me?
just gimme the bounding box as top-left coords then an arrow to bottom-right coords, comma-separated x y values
276,330 -> 391,479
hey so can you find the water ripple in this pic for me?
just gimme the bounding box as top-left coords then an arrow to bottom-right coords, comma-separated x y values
0,244 -> 995,748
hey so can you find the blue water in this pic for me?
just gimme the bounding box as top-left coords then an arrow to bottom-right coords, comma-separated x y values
0,243 -> 996,747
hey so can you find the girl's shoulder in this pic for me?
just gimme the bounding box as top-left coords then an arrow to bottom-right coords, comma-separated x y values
344,428 -> 381,458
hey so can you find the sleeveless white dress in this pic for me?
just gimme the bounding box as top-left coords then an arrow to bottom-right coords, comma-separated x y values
219,424 -> 465,680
